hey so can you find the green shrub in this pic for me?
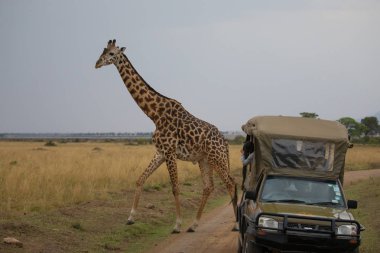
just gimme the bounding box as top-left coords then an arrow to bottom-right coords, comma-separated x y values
44,140 -> 57,147
72,222 -> 84,231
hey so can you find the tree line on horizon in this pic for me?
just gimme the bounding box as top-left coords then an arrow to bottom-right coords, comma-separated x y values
229,112 -> 380,145
299,112 -> 380,144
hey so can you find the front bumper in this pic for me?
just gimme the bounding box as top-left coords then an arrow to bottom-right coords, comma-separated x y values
245,212 -> 361,252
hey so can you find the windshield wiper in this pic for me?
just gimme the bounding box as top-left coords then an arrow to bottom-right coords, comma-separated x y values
264,199 -> 306,204
307,201 -> 341,206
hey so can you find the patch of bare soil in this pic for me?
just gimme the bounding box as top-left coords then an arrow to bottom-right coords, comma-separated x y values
145,169 -> 380,253
145,202 -> 237,253
343,169 -> 380,185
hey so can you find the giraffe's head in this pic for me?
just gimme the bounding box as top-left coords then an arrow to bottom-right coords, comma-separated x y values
95,39 -> 126,69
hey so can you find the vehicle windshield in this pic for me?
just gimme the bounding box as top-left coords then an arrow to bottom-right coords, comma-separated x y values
271,139 -> 335,171
260,176 -> 345,207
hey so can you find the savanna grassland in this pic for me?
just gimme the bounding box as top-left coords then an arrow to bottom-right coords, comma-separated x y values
345,176 -> 380,253
0,141 -> 379,252
345,145 -> 380,171
1,142 -> 379,214
0,141 -> 242,214
0,141 -> 242,252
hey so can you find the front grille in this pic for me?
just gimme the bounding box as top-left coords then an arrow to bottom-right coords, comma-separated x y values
287,222 -> 332,232
254,212 -> 361,238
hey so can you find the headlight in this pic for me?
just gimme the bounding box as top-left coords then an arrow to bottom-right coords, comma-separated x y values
258,217 -> 279,229
337,224 -> 357,235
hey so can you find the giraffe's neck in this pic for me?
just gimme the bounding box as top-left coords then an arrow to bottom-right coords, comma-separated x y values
114,54 -> 171,123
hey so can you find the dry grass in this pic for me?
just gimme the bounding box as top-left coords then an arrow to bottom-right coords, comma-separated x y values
0,141 -> 242,213
1,141 -> 378,214
345,145 -> 380,171
345,176 -> 380,253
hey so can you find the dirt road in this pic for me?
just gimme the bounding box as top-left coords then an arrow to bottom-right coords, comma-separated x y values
146,169 -> 380,253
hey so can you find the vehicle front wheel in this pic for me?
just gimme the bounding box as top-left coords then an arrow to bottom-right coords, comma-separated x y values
242,234 -> 264,253
237,234 -> 242,253
347,248 -> 359,253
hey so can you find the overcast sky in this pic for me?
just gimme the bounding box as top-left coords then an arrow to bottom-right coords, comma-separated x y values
0,0 -> 379,133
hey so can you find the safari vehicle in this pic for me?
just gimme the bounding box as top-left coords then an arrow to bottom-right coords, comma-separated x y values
237,116 -> 363,253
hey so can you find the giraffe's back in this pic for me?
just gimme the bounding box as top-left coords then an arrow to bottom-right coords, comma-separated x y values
175,116 -> 229,164
151,101 -> 229,165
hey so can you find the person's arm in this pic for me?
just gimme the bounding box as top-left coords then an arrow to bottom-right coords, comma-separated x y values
241,153 -> 254,166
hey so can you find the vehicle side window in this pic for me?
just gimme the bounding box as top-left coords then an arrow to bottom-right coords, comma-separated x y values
253,174 -> 264,202
271,139 -> 335,171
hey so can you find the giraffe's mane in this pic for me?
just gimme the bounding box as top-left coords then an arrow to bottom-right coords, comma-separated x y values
122,54 -> 179,103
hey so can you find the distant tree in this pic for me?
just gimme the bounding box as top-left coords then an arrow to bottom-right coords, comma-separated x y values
361,116 -> 379,136
300,112 -> 319,118
338,117 -> 367,138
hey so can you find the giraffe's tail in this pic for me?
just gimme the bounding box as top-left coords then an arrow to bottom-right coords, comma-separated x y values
225,139 -> 237,204
233,182 -> 238,204
229,177 -> 238,203
229,182 -> 238,222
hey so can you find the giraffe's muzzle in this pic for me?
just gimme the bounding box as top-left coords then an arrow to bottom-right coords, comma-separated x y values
95,61 -> 102,69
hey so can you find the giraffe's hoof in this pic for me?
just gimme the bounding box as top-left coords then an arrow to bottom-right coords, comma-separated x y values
231,224 -> 239,232
171,228 -> 181,234
187,227 -> 196,233
187,223 -> 198,232
126,220 -> 135,225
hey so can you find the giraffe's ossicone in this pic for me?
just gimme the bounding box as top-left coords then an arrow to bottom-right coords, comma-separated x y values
95,39 -> 238,233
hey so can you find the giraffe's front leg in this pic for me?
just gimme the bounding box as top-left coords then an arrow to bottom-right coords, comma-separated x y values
165,153 -> 182,233
127,152 -> 164,225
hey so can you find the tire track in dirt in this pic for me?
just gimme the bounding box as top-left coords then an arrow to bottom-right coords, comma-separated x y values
145,169 -> 380,253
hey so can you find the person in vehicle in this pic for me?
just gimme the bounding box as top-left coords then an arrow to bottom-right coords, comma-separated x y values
241,135 -> 254,190
261,177 -> 290,200
310,182 -> 337,203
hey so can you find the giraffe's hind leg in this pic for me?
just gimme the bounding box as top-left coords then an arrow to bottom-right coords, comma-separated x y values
127,151 -> 165,225
187,158 -> 214,232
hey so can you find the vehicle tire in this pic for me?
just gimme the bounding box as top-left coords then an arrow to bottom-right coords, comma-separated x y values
237,235 -> 243,253
252,244 -> 264,253
242,235 -> 251,253
238,204 -> 247,235
242,234 -> 264,253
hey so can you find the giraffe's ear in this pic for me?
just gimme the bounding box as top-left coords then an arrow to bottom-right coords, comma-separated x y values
120,47 -> 126,52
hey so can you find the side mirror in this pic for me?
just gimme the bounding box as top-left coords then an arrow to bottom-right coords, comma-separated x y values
245,190 -> 257,200
347,200 -> 358,209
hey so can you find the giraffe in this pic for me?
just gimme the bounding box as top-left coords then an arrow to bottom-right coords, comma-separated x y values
95,39 -> 238,233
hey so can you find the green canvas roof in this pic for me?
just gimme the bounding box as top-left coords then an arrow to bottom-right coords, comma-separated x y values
241,116 -> 350,185
242,116 -> 348,141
